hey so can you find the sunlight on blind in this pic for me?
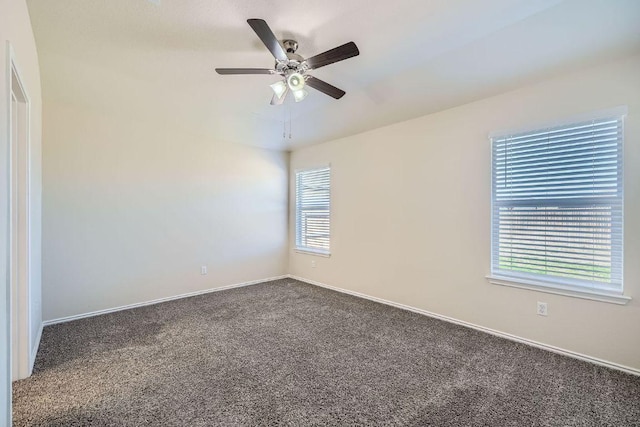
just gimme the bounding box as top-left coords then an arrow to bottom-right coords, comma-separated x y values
491,116 -> 623,292
296,167 -> 330,254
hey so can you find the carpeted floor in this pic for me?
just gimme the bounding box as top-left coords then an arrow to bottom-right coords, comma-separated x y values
12,279 -> 640,426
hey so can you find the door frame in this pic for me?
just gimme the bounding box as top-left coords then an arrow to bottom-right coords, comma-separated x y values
7,41 -> 32,381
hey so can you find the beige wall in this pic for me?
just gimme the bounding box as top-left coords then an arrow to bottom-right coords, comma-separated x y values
42,102 -> 288,321
0,0 -> 43,421
289,54 -> 640,370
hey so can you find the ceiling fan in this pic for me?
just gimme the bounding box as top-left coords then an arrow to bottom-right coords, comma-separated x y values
215,19 -> 359,105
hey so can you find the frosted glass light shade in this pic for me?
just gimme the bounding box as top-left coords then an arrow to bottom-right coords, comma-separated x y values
287,73 -> 305,91
293,89 -> 308,103
270,80 -> 287,99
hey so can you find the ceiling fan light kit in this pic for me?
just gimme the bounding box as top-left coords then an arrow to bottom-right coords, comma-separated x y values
215,19 -> 359,105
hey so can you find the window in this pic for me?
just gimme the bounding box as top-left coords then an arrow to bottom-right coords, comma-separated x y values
491,113 -> 624,296
295,166 -> 331,255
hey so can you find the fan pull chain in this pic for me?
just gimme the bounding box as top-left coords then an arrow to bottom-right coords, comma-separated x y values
281,107 -> 293,140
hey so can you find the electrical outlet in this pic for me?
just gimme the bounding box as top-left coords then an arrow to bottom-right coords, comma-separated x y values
537,302 -> 548,316
201,266 -> 207,275
311,260 -> 317,268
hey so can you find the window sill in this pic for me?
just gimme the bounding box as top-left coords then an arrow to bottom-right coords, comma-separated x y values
486,275 -> 631,305
295,248 -> 331,257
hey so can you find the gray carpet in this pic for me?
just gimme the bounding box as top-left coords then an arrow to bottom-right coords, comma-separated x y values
12,279 -> 640,426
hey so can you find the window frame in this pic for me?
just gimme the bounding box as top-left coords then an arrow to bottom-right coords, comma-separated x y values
294,166 -> 331,256
486,108 -> 630,305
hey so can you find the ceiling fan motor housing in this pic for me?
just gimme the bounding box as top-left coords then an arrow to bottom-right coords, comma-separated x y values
272,40 -> 302,73
283,39 -> 298,53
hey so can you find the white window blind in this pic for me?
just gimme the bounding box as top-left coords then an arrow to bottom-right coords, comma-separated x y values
296,167 -> 330,254
491,115 -> 623,293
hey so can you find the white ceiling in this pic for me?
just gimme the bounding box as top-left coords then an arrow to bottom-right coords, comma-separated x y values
27,0 -> 640,150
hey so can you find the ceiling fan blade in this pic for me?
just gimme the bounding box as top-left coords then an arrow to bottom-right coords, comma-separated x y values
215,68 -> 275,75
305,76 -> 346,99
305,42 -> 359,70
247,19 -> 288,62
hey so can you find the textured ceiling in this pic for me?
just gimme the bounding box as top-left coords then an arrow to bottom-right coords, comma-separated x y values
27,0 -> 640,150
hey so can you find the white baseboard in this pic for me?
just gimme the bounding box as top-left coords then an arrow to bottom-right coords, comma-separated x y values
42,275 -> 289,327
288,274 -> 640,377
29,322 -> 43,373
39,273 -> 639,377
